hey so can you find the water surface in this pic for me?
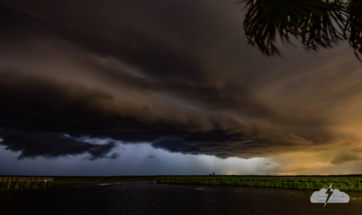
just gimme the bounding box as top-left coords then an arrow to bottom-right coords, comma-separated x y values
1,181 -> 362,215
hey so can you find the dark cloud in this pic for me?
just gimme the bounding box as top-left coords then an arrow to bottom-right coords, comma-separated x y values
0,69 -> 117,132
0,67 -> 344,159
152,138 -> 200,154
0,66 -> 350,159
331,154 -> 362,165
0,129 -> 117,160
108,153 -> 120,159
0,0 -> 359,161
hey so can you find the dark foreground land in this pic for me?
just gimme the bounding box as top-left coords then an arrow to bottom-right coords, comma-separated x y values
157,176 -> 362,191
53,175 -> 362,191
1,181 -> 362,215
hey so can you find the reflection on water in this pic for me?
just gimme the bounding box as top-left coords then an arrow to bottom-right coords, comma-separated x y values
242,0 -> 362,60
1,181 -> 362,215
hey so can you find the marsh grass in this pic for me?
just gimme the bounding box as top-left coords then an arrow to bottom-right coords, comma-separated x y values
37,176 -> 362,191
157,176 -> 362,191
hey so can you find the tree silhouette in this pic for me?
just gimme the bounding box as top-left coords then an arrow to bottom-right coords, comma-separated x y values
242,0 -> 361,58
344,0 -> 362,61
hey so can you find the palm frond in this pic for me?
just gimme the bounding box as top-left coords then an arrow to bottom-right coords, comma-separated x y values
344,0 -> 362,62
242,0 -> 347,56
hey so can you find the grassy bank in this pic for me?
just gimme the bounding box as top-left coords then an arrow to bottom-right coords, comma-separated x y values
54,176 -> 161,184
157,176 -> 362,191
8,175 -> 362,191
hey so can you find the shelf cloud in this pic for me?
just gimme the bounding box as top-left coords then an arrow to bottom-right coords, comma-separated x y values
0,0 -> 361,175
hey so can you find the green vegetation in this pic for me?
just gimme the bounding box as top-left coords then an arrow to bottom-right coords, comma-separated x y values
54,176 -> 161,184
47,176 -> 362,191
157,176 -> 362,191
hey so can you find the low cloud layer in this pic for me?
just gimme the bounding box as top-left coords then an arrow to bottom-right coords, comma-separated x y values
331,154 -> 362,165
0,129 -> 118,160
0,0 -> 361,168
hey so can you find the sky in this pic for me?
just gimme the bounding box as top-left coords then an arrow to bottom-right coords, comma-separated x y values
0,0 -> 362,176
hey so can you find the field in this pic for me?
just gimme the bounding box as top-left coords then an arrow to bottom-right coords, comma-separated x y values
157,176 -> 362,191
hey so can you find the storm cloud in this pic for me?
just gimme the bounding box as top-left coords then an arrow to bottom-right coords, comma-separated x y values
0,0 -> 361,163
331,154 -> 362,165
0,129 -> 118,160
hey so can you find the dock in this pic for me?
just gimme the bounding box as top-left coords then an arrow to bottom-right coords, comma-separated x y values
0,177 -> 54,190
